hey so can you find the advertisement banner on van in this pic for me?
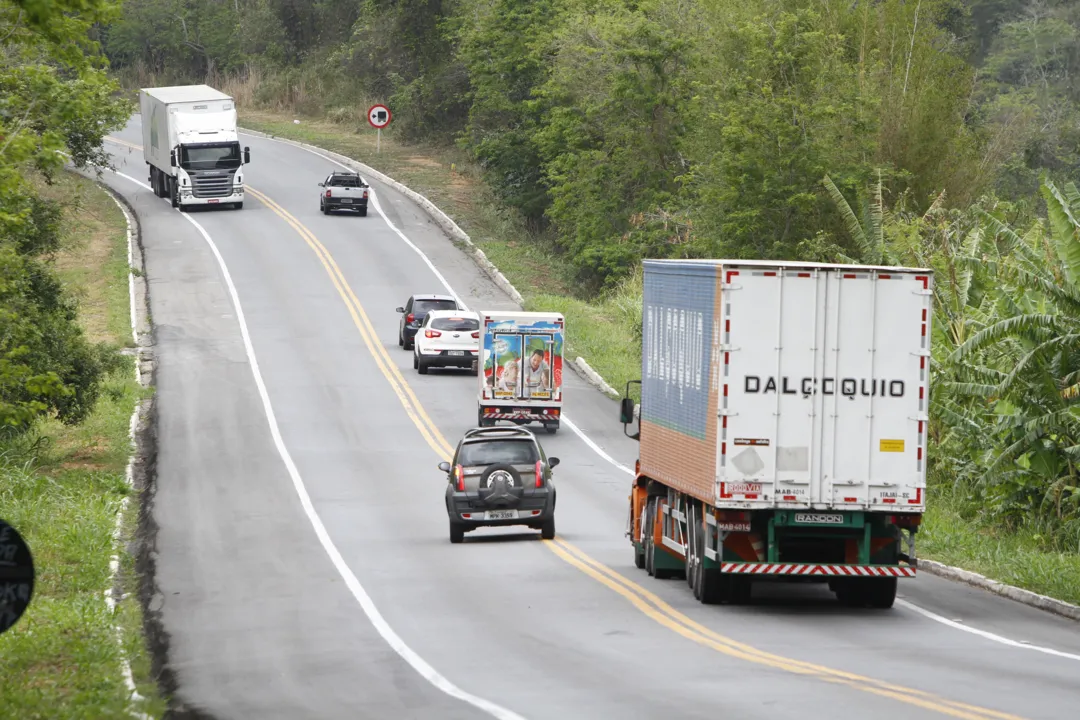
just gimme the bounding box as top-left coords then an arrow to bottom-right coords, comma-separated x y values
482,319 -> 563,402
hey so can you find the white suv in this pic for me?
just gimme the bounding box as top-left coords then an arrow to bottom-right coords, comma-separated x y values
414,310 -> 481,375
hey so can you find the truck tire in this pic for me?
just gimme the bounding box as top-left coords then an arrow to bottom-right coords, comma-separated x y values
646,498 -> 677,580
544,422 -> 558,434
233,202 -> 243,210
865,577 -> 898,609
170,179 -> 178,208
449,522 -> 465,544
359,207 -> 368,217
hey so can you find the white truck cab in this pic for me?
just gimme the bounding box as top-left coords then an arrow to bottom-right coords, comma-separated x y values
140,85 -> 250,211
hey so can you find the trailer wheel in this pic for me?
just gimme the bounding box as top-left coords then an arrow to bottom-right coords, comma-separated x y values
865,577 -> 898,609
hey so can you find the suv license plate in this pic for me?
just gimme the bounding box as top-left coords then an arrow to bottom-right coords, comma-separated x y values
448,350 -> 464,356
341,198 -> 352,204
485,510 -> 517,520
208,199 -> 219,203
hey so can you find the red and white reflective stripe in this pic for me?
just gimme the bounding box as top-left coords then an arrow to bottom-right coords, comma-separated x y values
720,269 -> 738,470
720,563 -> 916,577
483,413 -> 549,420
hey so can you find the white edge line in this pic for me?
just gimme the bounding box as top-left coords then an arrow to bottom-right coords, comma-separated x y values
103,166 -> 527,720
61,156 -> 151,718
896,599 -> 1080,662
241,136 -> 635,478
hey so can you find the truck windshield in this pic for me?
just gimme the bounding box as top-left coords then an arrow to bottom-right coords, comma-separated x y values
181,144 -> 241,170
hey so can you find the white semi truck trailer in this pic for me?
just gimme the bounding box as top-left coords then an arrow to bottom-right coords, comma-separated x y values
140,85 -> 250,210
620,260 -> 932,608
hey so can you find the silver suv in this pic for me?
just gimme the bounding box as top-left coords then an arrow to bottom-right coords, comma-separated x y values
440,427 -> 560,544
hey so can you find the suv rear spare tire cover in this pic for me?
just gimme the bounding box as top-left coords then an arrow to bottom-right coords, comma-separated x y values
477,463 -> 524,509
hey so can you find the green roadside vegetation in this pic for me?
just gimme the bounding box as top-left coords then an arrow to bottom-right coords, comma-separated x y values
104,0 -> 1080,607
0,172 -> 163,718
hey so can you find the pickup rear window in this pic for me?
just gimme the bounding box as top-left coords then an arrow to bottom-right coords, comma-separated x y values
329,176 -> 362,187
457,440 -> 539,467
431,317 -> 479,331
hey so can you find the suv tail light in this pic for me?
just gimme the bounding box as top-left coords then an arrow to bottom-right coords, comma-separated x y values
535,461 -> 543,488
425,329 -> 442,338
406,313 -> 415,324
455,465 -> 465,492
325,190 -> 331,198
471,331 -> 479,339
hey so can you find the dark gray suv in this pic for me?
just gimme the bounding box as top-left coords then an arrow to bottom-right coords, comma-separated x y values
441,427 -> 559,544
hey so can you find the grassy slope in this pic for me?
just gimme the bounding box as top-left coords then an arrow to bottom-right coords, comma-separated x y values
0,172 -> 164,718
238,109 -> 1080,608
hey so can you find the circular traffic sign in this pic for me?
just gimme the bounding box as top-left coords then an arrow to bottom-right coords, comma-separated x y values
367,104 -> 392,129
0,518 -> 34,635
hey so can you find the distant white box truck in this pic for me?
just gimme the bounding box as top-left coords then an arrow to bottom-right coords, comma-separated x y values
139,85 -> 250,210
619,260 -> 932,609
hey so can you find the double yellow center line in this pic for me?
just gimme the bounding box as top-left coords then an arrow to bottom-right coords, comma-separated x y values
102,136 -> 1026,720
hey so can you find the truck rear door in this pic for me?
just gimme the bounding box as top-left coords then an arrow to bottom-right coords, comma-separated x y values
719,266 -> 929,512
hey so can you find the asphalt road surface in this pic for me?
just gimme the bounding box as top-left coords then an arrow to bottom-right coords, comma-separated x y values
91,117 -> 1080,720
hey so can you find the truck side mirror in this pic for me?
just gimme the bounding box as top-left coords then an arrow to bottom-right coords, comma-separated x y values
244,147 -> 251,164
619,397 -> 636,424
438,461 -> 451,473
169,150 -> 176,168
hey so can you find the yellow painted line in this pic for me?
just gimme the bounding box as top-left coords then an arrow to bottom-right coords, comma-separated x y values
246,186 -> 455,460
551,538 -> 1024,720
102,135 -> 1025,720
103,136 -> 453,459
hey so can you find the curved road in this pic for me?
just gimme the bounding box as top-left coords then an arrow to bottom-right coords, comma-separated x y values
93,116 -> 1080,720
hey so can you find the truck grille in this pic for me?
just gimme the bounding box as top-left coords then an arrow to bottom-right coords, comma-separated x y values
191,174 -> 234,198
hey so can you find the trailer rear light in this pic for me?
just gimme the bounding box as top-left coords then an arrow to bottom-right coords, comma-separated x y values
889,514 -> 922,528
425,329 -> 442,338
454,465 -> 465,492
325,190 -> 331,198
535,461 -> 543,488
406,313 -> 415,324
471,331 -> 479,338
717,510 -> 750,524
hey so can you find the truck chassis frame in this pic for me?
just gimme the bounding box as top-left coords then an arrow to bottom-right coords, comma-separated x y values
629,478 -> 919,607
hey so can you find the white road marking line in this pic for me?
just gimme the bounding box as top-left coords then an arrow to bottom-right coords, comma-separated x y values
896,599 -> 1080,662
246,136 -> 635,476
103,167 -> 528,720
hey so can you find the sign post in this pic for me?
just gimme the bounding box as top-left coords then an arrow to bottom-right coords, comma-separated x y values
367,104 -> 392,154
